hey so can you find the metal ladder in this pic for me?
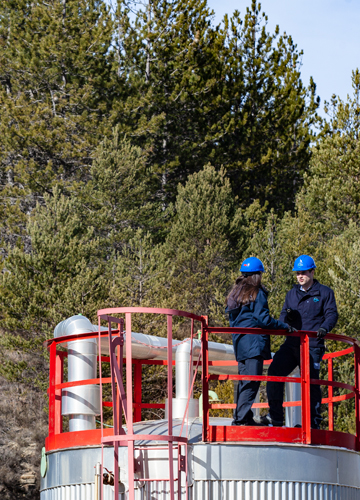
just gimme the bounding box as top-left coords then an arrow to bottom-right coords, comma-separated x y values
98,312 -> 191,500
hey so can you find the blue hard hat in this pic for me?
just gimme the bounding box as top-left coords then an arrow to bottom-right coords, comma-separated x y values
292,255 -> 316,271
240,257 -> 265,273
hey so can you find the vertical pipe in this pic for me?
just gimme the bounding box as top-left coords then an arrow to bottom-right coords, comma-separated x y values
133,361 -> 142,422
328,358 -> 334,431
175,344 -> 192,400
300,333 -> 311,444
202,320 -> 209,442
109,321 -> 118,436
98,316 -> 104,500
125,312 -> 135,500
285,367 -> 301,427
167,314 -> 174,500
113,320 -> 120,497
187,320 -> 194,401
185,442 -> 188,500
56,316 -> 100,432
115,325 -> 121,434
119,321 -> 124,427
55,352 -> 64,434
186,319 -> 194,436
95,462 -> 101,500
67,338 -> 98,432
48,341 -> 57,438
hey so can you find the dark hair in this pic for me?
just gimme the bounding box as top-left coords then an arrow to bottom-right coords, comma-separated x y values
226,272 -> 265,307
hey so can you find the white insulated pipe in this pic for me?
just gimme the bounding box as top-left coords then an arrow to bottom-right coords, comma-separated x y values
167,338 -> 235,419
285,367 -> 301,427
54,315 -> 101,432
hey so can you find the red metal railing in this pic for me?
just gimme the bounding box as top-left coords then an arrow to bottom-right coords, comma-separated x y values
201,325 -> 360,451
45,307 -> 207,500
97,308 -> 206,500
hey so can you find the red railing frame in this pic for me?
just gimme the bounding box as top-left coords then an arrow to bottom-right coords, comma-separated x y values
201,324 -> 360,450
44,309 -> 360,457
97,308 -> 206,500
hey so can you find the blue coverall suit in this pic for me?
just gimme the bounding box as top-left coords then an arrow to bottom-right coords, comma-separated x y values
226,288 -> 288,425
267,280 -> 338,428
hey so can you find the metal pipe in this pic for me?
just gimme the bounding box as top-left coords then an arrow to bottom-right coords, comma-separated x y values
55,315 -> 101,432
94,462 -> 101,500
285,366 -> 301,427
168,339 -> 235,419
166,340 -> 200,419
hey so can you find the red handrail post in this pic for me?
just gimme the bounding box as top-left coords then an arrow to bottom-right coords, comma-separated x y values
125,312 -> 135,500
300,333 -> 311,444
55,351 -> 64,435
133,360 -> 142,423
354,344 -> 360,451
328,357 -> 334,431
201,317 -> 210,442
167,314 -> 175,500
48,341 -> 57,439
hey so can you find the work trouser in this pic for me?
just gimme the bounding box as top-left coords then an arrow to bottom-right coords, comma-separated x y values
266,341 -> 325,428
234,356 -> 263,424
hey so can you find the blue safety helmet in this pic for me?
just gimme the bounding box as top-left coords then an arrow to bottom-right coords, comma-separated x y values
292,255 -> 317,272
240,257 -> 265,274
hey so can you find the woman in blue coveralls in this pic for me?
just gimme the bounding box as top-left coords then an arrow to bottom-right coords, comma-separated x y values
225,257 -> 293,426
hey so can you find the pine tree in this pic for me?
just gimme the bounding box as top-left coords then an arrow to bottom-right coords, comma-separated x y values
213,1 -> 319,211
0,0 -> 116,244
112,0 -> 226,204
112,0 -> 318,211
300,69 -> 360,233
158,164 -> 243,322
81,128 -> 163,247
326,223 -> 360,340
0,188 -> 108,339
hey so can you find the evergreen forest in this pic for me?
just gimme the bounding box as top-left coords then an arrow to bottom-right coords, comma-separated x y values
0,0 -> 360,497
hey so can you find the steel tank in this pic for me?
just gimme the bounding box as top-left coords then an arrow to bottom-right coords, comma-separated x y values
40,418 -> 360,500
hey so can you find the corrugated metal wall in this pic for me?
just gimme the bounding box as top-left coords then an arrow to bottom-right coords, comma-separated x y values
192,480 -> 360,500
41,480 -> 360,500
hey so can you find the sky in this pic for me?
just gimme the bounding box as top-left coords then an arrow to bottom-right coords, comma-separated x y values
205,0 -> 360,117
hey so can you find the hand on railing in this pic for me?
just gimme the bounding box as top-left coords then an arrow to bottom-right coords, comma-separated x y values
317,327 -> 327,340
287,325 -> 298,334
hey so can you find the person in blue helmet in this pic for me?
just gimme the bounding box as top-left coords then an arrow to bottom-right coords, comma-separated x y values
264,255 -> 338,428
225,257 -> 293,426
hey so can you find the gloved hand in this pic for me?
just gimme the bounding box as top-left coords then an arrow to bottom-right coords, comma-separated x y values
287,324 -> 298,333
317,327 -> 327,339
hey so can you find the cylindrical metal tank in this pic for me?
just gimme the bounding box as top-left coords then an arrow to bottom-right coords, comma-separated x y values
40,418 -> 360,500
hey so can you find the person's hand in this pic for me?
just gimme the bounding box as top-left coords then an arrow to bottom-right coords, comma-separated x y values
287,325 -> 298,333
317,327 -> 327,339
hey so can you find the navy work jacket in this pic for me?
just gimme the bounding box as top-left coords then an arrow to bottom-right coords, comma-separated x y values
279,280 -> 338,347
226,288 -> 288,362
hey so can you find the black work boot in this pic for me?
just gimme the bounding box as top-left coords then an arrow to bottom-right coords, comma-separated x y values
260,414 -> 283,427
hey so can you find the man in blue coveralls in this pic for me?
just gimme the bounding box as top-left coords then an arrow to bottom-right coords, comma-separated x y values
264,255 -> 338,429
